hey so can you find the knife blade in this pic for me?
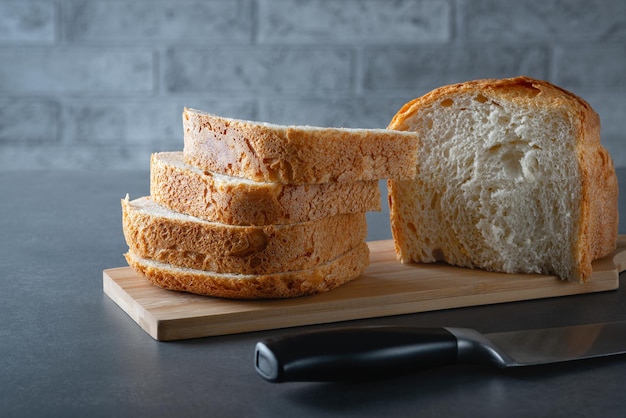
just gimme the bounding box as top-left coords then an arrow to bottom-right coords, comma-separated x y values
254,321 -> 626,382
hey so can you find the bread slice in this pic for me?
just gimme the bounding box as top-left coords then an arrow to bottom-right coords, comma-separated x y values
122,196 -> 367,275
124,242 -> 370,299
150,152 -> 381,226
182,107 -> 419,184
387,76 -> 618,282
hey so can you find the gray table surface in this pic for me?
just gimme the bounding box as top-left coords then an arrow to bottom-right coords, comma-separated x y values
1,168 -> 625,417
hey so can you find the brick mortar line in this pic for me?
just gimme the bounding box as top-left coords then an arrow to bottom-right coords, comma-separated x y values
250,0 -> 259,45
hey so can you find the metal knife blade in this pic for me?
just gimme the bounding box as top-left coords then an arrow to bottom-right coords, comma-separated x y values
254,322 -> 626,383
473,321 -> 626,366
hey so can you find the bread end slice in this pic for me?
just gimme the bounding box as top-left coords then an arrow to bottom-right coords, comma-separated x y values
125,242 -> 370,299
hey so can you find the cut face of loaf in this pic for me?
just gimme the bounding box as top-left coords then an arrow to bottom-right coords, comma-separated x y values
150,152 -> 381,226
125,242 -> 370,299
182,108 -> 419,184
122,196 -> 368,275
388,76 -> 618,282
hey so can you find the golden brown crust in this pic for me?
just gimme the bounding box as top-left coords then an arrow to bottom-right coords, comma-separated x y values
122,196 -> 368,275
577,143 -> 619,279
150,152 -> 381,225
388,76 -> 618,282
182,108 -> 419,184
389,76 -> 599,132
124,242 -> 370,299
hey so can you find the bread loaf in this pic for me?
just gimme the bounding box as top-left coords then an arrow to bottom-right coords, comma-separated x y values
124,242 -> 370,299
387,76 -> 618,282
150,152 -> 381,226
182,108 -> 419,184
122,196 -> 367,275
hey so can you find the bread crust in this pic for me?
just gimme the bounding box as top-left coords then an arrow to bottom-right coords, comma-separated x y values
122,196 -> 368,275
578,137 -> 619,279
182,108 -> 419,184
388,76 -> 618,281
150,152 -> 381,226
124,242 -> 370,299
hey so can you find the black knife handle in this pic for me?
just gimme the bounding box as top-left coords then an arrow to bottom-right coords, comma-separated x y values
254,326 -> 458,383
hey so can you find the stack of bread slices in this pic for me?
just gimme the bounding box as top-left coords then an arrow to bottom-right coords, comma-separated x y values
122,108 -> 419,299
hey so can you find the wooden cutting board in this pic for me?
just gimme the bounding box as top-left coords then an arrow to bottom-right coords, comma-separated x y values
103,235 -> 626,341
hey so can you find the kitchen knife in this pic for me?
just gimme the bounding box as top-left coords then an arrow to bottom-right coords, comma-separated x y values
254,321 -> 626,382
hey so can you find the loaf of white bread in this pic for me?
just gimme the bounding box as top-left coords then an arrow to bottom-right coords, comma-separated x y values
122,76 -> 618,299
122,114 -> 419,299
387,76 -> 618,282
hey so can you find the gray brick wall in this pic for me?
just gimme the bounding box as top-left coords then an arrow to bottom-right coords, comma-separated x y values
0,0 -> 624,170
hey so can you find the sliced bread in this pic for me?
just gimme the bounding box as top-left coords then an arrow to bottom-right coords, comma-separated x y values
124,242 -> 370,299
150,152 -> 381,225
122,196 -> 368,275
182,107 -> 419,184
387,76 -> 618,282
